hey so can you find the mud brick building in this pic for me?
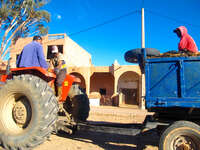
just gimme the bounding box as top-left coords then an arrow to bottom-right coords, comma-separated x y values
9,33 -> 144,108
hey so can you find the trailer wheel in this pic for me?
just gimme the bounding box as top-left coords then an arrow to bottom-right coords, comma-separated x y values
0,75 -> 58,150
66,84 -> 90,122
159,121 -> 200,150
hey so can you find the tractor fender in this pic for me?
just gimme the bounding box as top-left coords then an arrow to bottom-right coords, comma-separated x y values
0,67 -> 56,84
60,74 -> 81,102
10,67 -> 56,82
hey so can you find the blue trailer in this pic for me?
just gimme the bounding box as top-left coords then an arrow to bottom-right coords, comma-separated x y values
125,48 -> 200,150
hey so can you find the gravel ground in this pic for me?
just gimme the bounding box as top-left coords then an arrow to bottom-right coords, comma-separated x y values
0,106 -> 159,150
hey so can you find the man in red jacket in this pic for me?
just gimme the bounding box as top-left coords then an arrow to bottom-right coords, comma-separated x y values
174,26 -> 198,53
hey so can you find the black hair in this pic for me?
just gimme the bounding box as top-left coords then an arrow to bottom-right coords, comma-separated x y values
173,28 -> 179,33
174,28 -> 181,37
33,35 -> 42,41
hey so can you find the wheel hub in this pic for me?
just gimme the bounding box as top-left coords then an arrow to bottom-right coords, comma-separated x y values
178,143 -> 190,150
174,136 -> 196,150
13,101 -> 27,126
12,97 -> 31,128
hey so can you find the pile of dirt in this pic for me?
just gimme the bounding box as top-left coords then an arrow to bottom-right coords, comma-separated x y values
148,50 -> 200,58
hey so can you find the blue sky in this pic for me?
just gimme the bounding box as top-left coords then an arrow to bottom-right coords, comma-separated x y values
43,0 -> 200,66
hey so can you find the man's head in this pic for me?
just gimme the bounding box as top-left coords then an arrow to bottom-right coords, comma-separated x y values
174,26 -> 188,38
33,35 -> 42,44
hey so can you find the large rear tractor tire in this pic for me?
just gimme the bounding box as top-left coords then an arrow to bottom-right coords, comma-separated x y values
66,84 -> 90,122
0,74 -> 58,150
159,121 -> 200,150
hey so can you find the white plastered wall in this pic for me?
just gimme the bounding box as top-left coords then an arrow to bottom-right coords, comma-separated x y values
63,36 -> 92,67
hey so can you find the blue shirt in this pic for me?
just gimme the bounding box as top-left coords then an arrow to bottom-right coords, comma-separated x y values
17,41 -> 48,69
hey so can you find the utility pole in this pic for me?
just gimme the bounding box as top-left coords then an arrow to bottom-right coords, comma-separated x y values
141,8 -> 146,110
141,8 -> 145,48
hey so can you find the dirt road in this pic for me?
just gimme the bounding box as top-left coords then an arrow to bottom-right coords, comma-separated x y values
0,106 -> 159,150
34,106 -> 159,150
0,130 -> 159,150
34,126 -> 159,150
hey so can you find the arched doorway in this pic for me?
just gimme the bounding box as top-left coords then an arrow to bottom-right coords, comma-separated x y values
90,72 -> 114,105
118,71 -> 139,105
70,72 -> 86,91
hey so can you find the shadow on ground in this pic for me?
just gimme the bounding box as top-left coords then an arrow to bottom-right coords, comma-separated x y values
57,125 -> 159,150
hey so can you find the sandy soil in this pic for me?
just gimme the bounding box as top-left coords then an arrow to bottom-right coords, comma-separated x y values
35,128 -> 159,150
0,123 -> 159,150
0,106 -> 159,150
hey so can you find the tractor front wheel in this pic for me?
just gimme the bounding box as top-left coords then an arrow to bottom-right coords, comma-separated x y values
65,84 -> 90,122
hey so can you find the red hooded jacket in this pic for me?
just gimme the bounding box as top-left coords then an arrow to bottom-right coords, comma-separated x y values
177,26 -> 198,53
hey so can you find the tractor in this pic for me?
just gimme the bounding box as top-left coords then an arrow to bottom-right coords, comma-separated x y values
0,60 -> 90,150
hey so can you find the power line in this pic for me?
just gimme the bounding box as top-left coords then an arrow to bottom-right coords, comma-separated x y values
146,9 -> 200,28
68,10 -> 139,36
66,7 -> 200,37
